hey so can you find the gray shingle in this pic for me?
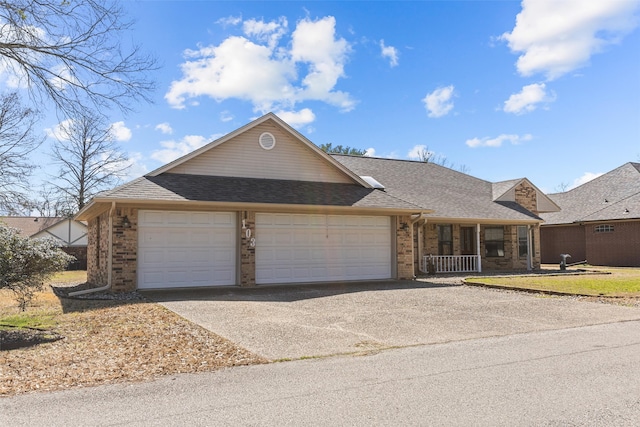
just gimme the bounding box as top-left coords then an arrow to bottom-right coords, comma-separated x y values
332,155 -> 541,221
542,162 -> 640,224
101,174 -> 422,210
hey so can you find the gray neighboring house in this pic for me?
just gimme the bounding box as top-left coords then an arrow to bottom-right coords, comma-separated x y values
540,162 -> 640,266
75,113 -> 559,292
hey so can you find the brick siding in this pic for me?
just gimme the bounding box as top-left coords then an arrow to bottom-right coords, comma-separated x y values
396,215 -> 414,279
543,221 -> 640,267
240,210 -> 256,286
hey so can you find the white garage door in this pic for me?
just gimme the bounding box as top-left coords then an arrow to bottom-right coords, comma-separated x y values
256,213 -> 391,284
138,210 -> 236,289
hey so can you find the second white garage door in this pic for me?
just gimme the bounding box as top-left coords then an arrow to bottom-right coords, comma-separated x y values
138,210 -> 236,289
256,213 -> 392,284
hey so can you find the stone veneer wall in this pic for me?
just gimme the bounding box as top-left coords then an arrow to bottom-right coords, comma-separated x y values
396,215 -> 414,279
514,182 -> 538,216
240,210 -> 256,286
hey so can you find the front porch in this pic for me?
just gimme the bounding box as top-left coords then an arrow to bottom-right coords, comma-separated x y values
414,222 -> 540,275
421,255 -> 480,274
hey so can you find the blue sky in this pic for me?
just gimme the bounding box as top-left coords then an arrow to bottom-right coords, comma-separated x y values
32,1 -> 640,193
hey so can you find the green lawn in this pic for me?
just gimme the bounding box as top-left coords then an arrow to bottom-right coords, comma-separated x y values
467,267 -> 640,297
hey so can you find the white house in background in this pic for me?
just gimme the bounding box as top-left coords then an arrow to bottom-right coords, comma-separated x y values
0,216 -> 88,269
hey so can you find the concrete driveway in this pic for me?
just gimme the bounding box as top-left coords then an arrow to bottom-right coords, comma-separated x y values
144,280 -> 640,360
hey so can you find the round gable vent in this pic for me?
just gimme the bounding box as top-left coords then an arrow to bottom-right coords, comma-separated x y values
259,132 -> 276,150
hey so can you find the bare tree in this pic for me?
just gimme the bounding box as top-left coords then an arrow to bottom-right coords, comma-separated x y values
0,92 -> 43,214
416,146 -> 469,174
50,113 -> 129,212
554,182 -> 570,193
28,185 -> 75,217
0,0 -> 156,116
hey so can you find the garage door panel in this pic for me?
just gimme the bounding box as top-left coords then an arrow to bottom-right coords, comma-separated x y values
138,210 -> 236,289
256,213 -> 391,284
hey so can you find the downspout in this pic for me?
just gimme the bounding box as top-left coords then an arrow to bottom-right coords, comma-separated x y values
69,202 -> 115,296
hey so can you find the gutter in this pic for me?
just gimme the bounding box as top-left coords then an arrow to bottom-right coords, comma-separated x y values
69,202 -> 115,296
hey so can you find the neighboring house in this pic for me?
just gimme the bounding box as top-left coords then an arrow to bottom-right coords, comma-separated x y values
75,113 -> 558,292
0,216 -> 88,269
540,162 -> 640,267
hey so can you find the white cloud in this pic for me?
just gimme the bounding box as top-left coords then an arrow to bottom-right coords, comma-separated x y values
150,134 -> 211,164
243,17 -> 288,48
364,147 -> 375,157
47,119 -> 131,142
109,121 -> 132,142
166,16 -> 355,114
503,82 -> 556,114
423,85 -> 455,118
45,119 -> 74,140
220,111 -> 234,122
569,171 -> 604,189
155,122 -> 173,135
290,16 -> 354,111
274,108 -> 316,128
48,64 -> 79,91
380,39 -> 399,67
501,0 -> 640,80
216,15 -> 242,27
466,133 -> 533,148
120,152 -> 149,179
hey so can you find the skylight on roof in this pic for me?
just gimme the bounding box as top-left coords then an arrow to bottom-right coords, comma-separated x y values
360,176 -> 385,189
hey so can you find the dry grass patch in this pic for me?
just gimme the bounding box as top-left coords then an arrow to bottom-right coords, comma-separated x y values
1,272 -> 267,396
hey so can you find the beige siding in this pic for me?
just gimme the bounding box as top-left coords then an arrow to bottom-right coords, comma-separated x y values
168,121 -> 353,184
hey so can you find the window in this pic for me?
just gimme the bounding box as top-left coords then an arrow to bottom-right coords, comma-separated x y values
485,227 -> 504,257
594,224 -> 614,233
437,225 -> 453,255
518,226 -> 528,258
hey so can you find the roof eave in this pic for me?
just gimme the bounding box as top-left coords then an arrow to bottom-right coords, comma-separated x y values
75,197 -> 430,219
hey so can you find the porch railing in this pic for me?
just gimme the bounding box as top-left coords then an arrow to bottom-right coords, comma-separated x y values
422,255 -> 479,274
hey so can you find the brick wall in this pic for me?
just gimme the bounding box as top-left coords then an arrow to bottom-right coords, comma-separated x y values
396,215 -> 414,279
111,208 -> 138,292
87,211 -> 109,286
540,225 -> 586,264
240,210 -> 256,286
586,221 -> 640,266
62,246 -> 87,270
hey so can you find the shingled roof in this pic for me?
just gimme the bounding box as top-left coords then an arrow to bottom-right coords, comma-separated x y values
331,155 -> 543,221
541,162 -> 640,225
95,174 -> 422,211
0,217 -> 65,237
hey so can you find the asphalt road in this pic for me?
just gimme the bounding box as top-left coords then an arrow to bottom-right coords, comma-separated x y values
3,319 -> 640,426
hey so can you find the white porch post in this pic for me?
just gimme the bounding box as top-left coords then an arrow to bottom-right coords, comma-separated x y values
527,225 -> 533,271
476,223 -> 482,272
